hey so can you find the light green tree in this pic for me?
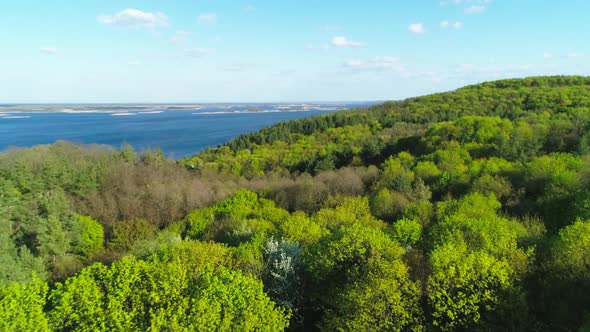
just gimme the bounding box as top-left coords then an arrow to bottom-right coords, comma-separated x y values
72,215 -> 104,258
0,276 -> 50,332
50,243 -> 290,331
306,223 -> 423,331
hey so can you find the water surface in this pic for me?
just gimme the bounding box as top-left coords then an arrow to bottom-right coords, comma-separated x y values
0,103 -> 376,158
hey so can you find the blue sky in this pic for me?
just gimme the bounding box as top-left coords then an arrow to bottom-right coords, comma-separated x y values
1,0 -> 589,103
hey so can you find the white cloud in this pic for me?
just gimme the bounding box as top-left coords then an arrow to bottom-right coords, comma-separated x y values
39,47 -> 57,55
220,63 -> 256,72
543,52 -> 553,59
567,52 -> 580,58
245,5 -> 256,12
331,36 -> 365,48
464,5 -> 486,14
170,31 -> 190,44
306,44 -> 331,51
460,63 -> 475,71
400,70 -> 443,81
441,21 -> 463,29
408,23 -> 426,34
344,56 -> 406,72
97,9 -> 168,29
441,0 -> 492,6
449,62 -> 535,80
441,0 -> 491,15
198,13 -> 218,25
345,59 -> 364,67
321,25 -> 340,32
186,48 -> 213,58
128,60 -> 142,66
308,35 -> 361,50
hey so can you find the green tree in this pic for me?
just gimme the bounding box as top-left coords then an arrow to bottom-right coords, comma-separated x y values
426,241 -> 520,331
390,218 -> 422,249
375,157 -> 415,193
38,215 -> 71,264
119,143 -> 136,163
72,215 -> 104,258
534,220 -> 590,331
369,188 -> 409,222
49,252 -> 290,331
426,193 -> 531,330
0,276 -> 50,332
108,218 -> 157,251
313,196 -> 386,232
306,223 -> 423,331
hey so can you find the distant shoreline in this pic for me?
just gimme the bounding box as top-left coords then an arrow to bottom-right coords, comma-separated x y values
0,101 -> 379,111
0,102 -> 378,114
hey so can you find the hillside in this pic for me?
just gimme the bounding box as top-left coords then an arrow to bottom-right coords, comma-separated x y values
183,75 -> 590,177
2,76 -> 590,331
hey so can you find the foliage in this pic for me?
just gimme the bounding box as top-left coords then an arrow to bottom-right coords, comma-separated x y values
4,76 -> 590,330
530,220 -> 590,330
305,223 -> 423,331
426,242 -> 521,331
73,215 -> 104,258
0,276 -> 50,331
108,218 -> 157,251
49,248 -> 290,331
390,218 -> 423,249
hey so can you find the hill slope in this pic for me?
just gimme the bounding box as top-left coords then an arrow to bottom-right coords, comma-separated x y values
182,75 -> 590,177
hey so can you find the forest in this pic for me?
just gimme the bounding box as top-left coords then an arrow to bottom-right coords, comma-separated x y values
2,76 -> 590,331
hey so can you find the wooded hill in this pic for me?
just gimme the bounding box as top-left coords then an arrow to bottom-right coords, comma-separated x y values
2,76 -> 590,331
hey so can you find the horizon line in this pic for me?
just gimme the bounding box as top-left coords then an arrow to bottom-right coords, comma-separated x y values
0,100 -> 386,105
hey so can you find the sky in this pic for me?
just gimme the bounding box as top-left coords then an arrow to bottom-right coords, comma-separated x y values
1,0 -> 589,103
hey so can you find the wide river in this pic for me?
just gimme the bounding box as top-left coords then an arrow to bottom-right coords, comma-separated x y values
0,103 -> 376,158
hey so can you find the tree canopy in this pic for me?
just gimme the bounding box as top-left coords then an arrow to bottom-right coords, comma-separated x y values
2,76 -> 590,331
